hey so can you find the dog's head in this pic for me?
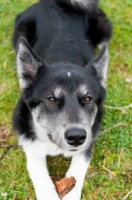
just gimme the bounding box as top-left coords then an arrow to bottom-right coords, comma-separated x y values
16,37 -> 108,153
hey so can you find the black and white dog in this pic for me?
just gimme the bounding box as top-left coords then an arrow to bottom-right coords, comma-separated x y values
12,0 -> 112,199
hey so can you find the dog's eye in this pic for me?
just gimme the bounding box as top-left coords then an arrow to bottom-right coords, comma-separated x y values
78,96 -> 91,105
49,97 -> 56,103
83,97 -> 91,103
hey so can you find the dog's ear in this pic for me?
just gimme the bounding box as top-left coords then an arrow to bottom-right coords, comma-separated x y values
90,44 -> 108,87
16,37 -> 42,90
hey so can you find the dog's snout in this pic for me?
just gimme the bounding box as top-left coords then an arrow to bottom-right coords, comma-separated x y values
65,128 -> 86,147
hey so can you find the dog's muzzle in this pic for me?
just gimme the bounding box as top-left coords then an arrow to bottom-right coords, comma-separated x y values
65,128 -> 86,147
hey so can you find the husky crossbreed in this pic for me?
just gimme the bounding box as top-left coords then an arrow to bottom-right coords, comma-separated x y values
12,0 -> 112,199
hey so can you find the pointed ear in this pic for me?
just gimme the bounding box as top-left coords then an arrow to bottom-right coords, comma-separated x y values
91,44 -> 108,87
16,37 -> 42,90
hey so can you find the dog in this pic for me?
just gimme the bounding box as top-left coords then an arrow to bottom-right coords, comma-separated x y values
12,0 -> 112,199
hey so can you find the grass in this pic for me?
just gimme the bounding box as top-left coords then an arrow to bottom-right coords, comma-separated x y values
0,0 -> 132,199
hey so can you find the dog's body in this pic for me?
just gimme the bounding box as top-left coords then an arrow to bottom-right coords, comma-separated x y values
13,0 -> 112,199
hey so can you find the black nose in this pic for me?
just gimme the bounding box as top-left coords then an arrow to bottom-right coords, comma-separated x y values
65,128 -> 86,147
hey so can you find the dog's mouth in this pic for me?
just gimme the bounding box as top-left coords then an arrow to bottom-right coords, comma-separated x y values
69,148 -> 78,152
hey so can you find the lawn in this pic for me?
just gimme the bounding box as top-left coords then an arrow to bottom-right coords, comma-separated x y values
0,0 -> 132,200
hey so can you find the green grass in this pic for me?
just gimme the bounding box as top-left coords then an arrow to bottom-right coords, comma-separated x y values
0,0 -> 132,199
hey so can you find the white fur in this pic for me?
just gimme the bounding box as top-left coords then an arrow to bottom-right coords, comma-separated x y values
19,136 -> 91,200
102,48 -> 108,86
54,87 -> 62,98
23,144 -> 60,200
16,43 -> 28,89
16,42 -> 39,90
67,72 -> 71,77
91,106 -> 97,126
63,154 -> 91,200
19,135 -> 63,157
79,84 -> 88,96
98,43 -> 105,50
99,47 -> 108,87
19,137 -> 62,200
19,79 -> 28,89
70,0 -> 89,8
97,46 -> 108,88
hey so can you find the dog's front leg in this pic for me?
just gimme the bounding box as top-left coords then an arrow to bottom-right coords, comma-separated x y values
26,153 -> 60,200
63,153 -> 91,200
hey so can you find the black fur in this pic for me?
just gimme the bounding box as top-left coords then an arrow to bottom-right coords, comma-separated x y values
12,0 -> 112,54
88,9 -> 112,46
12,16 -> 36,49
13,98 -> 37,140
12,2 -> 112,198
13,0 -> 111,147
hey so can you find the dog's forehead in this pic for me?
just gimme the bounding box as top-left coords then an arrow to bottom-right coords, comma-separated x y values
51,70 -> 90,96
53,84 -> 88,97
41,65 -> 93,96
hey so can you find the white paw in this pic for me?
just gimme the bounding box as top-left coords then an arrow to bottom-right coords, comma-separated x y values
62,188 -> 81,200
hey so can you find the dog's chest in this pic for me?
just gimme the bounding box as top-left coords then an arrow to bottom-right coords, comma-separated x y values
19,136 -> 77,158
19,136 -> 63,156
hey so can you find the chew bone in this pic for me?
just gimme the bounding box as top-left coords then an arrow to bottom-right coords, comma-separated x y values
55,176 -> 76,199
